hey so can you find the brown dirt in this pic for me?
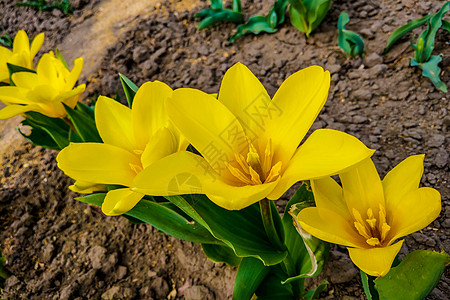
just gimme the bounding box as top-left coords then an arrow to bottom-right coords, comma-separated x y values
0,0 -> 449,299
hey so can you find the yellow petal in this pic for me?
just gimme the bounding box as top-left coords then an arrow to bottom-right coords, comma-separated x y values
203,178 -> 278,210
12,30 -> 29,54
340,157 -> 384,216
218,62 -> 270,140
348,240 -> 404,277
267,129 -> 374,200
311,176 -> 351,220
140,127 -> 178,169
57,143 -> 140,186
297,207 -> 367,248
133,151 -> 211,196
167,88 -> 248,174
265,66 -> 330,165
30,33 -> 45,58
95,96 -> 136,151
0,86 -> 29,104
11,72 -> 40,90
383,154 -> 424,220
36,53 -> 57,83
69,180 -> 107,193
132,81 -> 173,149
58,84 -> 85,108
387,187 -> 441,244
102,188 -> 144,216
66,57 -> 83,88
0,104 -> 35,119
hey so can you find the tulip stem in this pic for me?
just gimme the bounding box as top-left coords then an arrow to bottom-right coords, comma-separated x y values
259,198 -> 284,250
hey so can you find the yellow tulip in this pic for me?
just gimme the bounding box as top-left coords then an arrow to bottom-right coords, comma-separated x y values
0,30 -> 44,83
297,155 -> 441,276
57,81 -> 188,216
133,63 -> 374,210
0,51 -> 85,119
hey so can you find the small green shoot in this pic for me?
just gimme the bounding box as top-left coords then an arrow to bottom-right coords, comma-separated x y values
288,0 -> 332,38
0,32 -> 13,48
16,0 -> 73,15
195,0 -> 243,30
338,11 -> 365,58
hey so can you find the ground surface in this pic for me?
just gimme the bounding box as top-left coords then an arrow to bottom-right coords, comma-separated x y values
0,0 -> 449,299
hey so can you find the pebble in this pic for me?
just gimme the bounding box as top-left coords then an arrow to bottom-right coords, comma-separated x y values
184,285 -> 214,300
427,134 -> 445,148
352,88 -> 373,101
364,53 -> 383,68
88,246 -> 107,270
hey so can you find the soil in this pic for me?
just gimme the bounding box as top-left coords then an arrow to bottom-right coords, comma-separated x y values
0,0 -> 449,299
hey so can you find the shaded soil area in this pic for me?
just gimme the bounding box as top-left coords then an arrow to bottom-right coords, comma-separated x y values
1,0 -> 449,299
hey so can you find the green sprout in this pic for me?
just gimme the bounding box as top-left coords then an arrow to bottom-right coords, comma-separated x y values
385,1 -> 449,93
197,0 -> 332,42
0,32 -> 13,48
195,0 -> 243,30
0,252 -> 10,289
16,0 -> 73,15
337,11 -> 365,58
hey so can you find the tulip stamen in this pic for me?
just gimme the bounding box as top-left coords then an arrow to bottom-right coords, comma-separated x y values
353,206 -> 391,247
227,140 -> 282,186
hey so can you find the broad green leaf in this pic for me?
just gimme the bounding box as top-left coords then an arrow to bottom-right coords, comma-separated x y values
375,250 -> 450,300
230,15 -> 278,42
411,54 -> 447,92
166,195 -> 288,266
233,257 -> 270,300
289,4 -> 308,35
202,243 -> 241,267
210,0 -> 223,10
267,0 -> 290,28
18,119 -> 63,149
55,48 -> 69,70
282,183 -> 330,284
338,11 -> 365,58
0,33 -> 13,48
255,265 -> 295,299
119,73 -> 139,108
63,103 -> 102,142
361,270 -> 379,300
384,15 -> 432,54
305,280 -> 328,300
75,101 -> 95,120
232,0 -> 241,12
77,193 -> 220,244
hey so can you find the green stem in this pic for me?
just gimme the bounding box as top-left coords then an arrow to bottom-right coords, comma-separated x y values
259,198 -> 284,250
0,269 -> 9,280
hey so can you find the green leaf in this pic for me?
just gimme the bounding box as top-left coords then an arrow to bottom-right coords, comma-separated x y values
412,1 -> 450,62
75,101 -> 95,120
233,257 -> 270,300
196,9 -> 244,30
267,0 -> 290,28
289,4 -> 309,35
202,243 -> 241,267
20,111 -> 71,149
0,33 -> 13,48
166,195 -> 288,266
0,252 -> 9,281
307,0 -> 332,35
374,250 -> 450,300
411,54 -> 447,92
210,0 -> 223,10
338,12 -> 365,58
77,194 -> 220,244
361,270 -> 379,300
230,15 -> 278,42
119,73 -> 139,108
232,0 -> 241,12
384,15 -> 432,54
282,183 -> 329,284
255,265 -> 295,299
305,280 -> 328,300
443,20 -> 450,32
55,48 -> 69,70
63,103 -> 102,142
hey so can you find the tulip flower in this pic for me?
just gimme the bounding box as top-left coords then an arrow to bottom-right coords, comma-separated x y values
57,81 -> 188,216
0,51 -> 85,119
297,155 -> 441,276
0,30 -> 44,83
133,63 -> 374,210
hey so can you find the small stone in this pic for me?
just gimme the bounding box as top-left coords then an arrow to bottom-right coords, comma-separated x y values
117,266 -> 127,280
434,149 -> 449,168
326,64 -> 341,74
88,246 -> 107,270
364,53 -> 383,68
353,115 -> 368,124
101,286 -> 120,300
184,285 -> 214,300
352,88 -> 373,101
427,134 -> 445,148
150,277 -> 170,298
368,64 -> 388,77
41,243 -> 55,263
